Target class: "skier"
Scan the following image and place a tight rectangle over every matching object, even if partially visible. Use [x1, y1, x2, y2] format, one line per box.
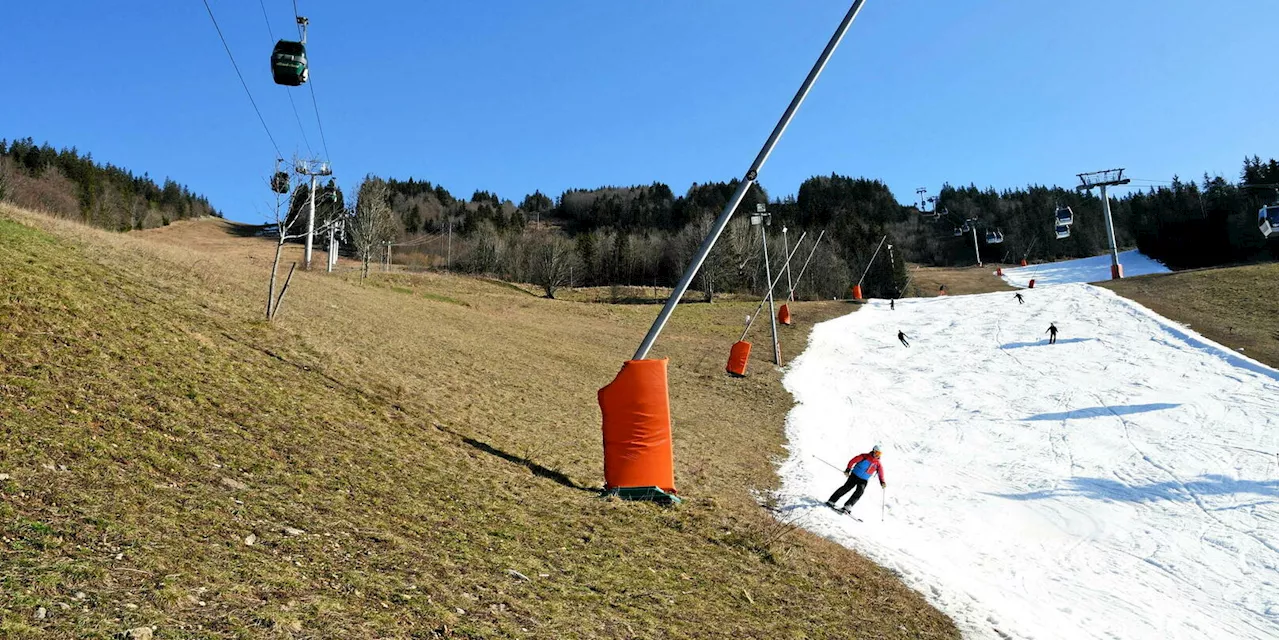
[890, 299, 895, 311]
[1014, 292, 1024, 305]
[826, 445, 886, 513]
[897, 330, 910, 347]
[1046, 322, 1058, 344]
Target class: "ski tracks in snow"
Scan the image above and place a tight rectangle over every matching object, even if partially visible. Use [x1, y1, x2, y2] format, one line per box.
[777, 284, 1279, 640]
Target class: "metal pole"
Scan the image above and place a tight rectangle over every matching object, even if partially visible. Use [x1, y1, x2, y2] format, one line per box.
[788, 229, 826, 299]
[1099, 184, 1120, 275]
[446, 218, 452, 270]
[971, 226, 982, 267]
[632, 0, 869, 361]
[760, 221, 781, 365]
[305, 174, 317, 270]
[855, 235, 887, 288]
[326, 215, 335, 273]
[740, 231, 808, 342]
[782, 226, 794, 301]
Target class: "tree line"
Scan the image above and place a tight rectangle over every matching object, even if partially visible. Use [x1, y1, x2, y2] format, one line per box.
[0, 138, 218, 230]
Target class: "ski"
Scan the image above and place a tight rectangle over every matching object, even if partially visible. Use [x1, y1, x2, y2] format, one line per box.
[825, 503, 862, 521]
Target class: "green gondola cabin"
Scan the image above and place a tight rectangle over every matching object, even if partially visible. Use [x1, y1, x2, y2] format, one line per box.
[271, 40, 308, 86]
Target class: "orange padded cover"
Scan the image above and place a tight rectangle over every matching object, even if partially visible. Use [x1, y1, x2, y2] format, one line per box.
[777, 303, 792, 326]
[851, 284, 863, 300]
[598, 359, 675, 492]
[726, 340, 751, 376]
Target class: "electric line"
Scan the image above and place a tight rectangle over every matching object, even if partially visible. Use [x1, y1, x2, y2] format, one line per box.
[290, 0, 332, 162]
[202, 0, 282, 158]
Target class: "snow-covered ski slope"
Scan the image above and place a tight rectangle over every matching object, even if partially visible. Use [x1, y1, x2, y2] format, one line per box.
[777, 284, 1278, 640]
[1002, 250, 1170, 287]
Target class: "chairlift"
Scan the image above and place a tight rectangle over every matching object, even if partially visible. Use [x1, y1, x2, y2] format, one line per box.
[271, 17, 310, 86]
[1054, 205, 1074, 226]
[985, 230, 1004, 244]
[1055, 224, 1071, 239]
[1259, 204, 1279, 238]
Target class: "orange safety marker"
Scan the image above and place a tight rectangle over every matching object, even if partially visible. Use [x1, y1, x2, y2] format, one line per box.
[1029, 278, 1036, 289]
[1111, 263, 1124, 279]
[1020, 259, 1028, 266]
[598, 360, 675, 492]
[726, 341, 751, 377]
[777, 303, 792, 326]
[996, 267, 1003, 276]
[852, 284, 863, 301]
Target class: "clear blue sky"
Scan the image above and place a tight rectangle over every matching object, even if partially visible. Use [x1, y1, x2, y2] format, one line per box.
[3, 1, 1276, 223]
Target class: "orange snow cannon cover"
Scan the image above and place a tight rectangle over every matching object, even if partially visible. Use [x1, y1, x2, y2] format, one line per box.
[1028, 279, 1036, 289]
[598, 359, 676, 492]
[1020, 259, 1028, 266]
[777, 303, 792, 326]
[726, 340, 751, 377]
[851, 284, 863, 301]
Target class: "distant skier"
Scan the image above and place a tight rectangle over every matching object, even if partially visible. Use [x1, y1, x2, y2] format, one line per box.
[890, 299, 895, 311]
[1014, 293, 1024, 305]
[826, 445, 887, 513]
[897, 330, 910, 347]
[1046, 323, 1059, 344]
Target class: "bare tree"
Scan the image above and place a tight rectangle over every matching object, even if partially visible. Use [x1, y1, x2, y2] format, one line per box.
[264, 167, 338, 321]
[528, 231, 577, 299]
[350, 175, 395, 279]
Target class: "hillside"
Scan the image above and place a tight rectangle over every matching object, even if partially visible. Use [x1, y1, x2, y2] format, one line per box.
[1098, 263, 1279, 367]
[0, 206, 956, 638]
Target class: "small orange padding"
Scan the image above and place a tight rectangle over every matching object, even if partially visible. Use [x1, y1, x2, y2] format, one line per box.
[598, 359, 676, 492]
[777, 304, 792, 326]
[726, 341, 751, 377]
[1111, 263, 1124, 279]
[1028, 279, 1036, 289]
[996, 267, 1003, 276]
[1020, 259, 1028, 266]
[851, 284, 863, 301]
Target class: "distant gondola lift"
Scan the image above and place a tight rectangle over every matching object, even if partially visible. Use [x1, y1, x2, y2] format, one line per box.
[1259, 204, 1279, 238]
[985, 230, 1004, 244]
[953, 227, 963, 237]
[1055, 224, 1071, 239]
[1055, 205, 1074, 226]
[270, 171, 290, 194]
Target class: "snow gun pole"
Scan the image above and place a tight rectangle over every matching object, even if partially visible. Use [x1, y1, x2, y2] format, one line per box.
[760, 219, 781, 365]
[632, 0, 869, 361]
[855, 235, 888, 289]
[787, 229, 826, 300]
[739, 232, 808, 342]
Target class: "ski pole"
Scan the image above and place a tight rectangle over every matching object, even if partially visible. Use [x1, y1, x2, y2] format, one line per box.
[880, 487, 886, 522]
[810, 455, 845, 474]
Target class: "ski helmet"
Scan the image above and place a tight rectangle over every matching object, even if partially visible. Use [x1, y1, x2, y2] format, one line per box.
[872, 444, 882, 456]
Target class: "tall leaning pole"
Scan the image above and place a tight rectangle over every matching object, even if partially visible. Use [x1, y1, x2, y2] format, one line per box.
[1076, 168, 1131, 279]
[598, 1, 871, 502]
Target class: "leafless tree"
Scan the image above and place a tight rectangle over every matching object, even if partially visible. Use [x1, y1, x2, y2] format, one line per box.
[528, 231, 578, 299]
[350, 175, 395, 279]
[264, 167, 337, 321]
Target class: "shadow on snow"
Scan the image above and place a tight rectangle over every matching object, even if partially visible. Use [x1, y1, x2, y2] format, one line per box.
[1024, 403, 1181, 421]
[991, 474, 1278, 507]
[999, 337, 1095, 349]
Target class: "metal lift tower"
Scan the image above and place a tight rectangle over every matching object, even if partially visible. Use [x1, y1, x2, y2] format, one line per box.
[1076, 168, 1130, 279]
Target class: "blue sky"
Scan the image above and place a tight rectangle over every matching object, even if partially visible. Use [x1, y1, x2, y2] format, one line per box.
[3, 1, 1276, 223]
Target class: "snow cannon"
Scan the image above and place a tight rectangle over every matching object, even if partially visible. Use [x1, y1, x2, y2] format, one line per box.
[1111, 263, 1124, 279]
[726, 341, 751, 377]
[851, 285, 864, 301]
[598, 359, 677, 500]
[1020, 259, 1028, 267]
[777, 303, 792, 326]
[1028, 279, 1036, 289]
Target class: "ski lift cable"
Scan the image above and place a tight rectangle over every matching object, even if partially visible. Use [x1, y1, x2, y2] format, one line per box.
[292, 0, 332, 161]
[201, 0, 283, 158]
[257, 0, 315, 158]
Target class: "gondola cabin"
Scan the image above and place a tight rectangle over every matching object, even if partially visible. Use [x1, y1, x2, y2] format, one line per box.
[270, 171, 290, 194]
[1259, 204, 1278, 238]
[985, 230, 1004, 244]
[271, 40, 308, 86]
[1054, 224, 1071, 239]
[1055, 206, 1074, 226]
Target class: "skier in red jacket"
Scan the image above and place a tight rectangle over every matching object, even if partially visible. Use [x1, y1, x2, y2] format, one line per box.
[825, 445, 886, 513]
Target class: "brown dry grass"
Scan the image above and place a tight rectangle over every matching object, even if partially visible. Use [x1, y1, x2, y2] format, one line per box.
[1099, 263, 1279, 368]
[902, 264, 1015, 298]
[0, 206, 956, 638]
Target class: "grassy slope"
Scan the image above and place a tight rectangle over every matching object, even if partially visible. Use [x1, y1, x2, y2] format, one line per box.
[1098, 263, 1279, 368]
[0, 208, 956, 639]
[904, 264, 1015, 298]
